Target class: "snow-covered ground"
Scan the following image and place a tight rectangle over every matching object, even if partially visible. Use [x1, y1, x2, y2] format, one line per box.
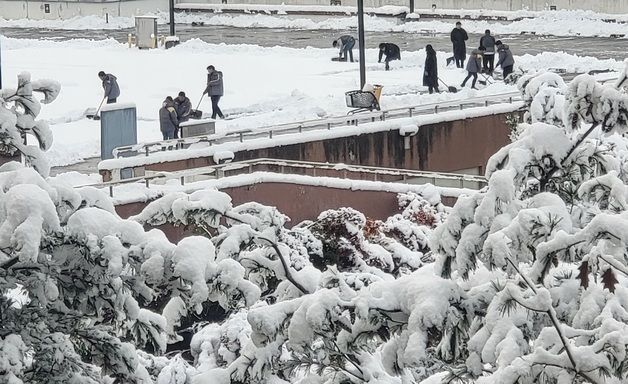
[1, 9, 628, 37]
[1, 36, 624, 167]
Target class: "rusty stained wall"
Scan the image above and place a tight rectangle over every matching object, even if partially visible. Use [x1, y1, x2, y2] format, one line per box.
[115, 182, 458, 242]
[235, 113, 511, 174]
[101, 112, 512, 181]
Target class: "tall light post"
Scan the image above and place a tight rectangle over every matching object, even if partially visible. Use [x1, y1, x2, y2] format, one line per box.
[169, 0, 175, 36]
[0, 36, 3, 89]
[357, 0, 366, 88]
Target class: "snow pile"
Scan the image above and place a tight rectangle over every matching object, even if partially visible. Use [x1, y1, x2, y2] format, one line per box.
[2, 9, 628, 37]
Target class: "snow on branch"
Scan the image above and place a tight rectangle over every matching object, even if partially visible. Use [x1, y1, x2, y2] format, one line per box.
[0, 72, 60, 177]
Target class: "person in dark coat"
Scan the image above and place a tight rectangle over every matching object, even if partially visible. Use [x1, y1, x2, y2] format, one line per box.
[495, 41, 515, 80]
[479, 29, 496, 74]
[422, 45, 439, 94]
[450, 21, 468, 69]
[378, 43, 401, 71]
[461, 49, 482, 89]
[203, 65, 225, 119]
[98, 71, 120, 104]
[332, 35, 355, 62]
[159, 96, 179, 141]
[174, 91, 192, 123]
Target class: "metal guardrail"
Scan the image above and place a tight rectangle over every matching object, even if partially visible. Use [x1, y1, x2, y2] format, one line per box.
[85, 158, 487, 198]
[111, 91, 522, 160]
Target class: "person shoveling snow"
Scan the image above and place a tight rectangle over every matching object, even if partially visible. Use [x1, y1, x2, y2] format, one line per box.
[86, 71, 120, 120]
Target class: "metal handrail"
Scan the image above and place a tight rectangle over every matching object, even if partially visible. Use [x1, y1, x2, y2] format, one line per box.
[88, 158, 486, 197]
[112, 91, 522, 159]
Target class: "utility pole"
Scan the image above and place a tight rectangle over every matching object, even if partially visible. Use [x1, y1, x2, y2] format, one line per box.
[0, 36, 3, 89]
[169, 0, 175, 36]
[410, 0, 414, 13]
[357, 0, 366, 88]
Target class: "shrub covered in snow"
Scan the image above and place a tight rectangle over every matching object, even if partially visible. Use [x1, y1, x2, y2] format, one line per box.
[128, 185, 447, 383]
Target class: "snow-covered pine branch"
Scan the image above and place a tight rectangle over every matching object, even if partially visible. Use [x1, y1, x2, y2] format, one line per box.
[0, 72, 60, 177]
[428, 63, 628, 384]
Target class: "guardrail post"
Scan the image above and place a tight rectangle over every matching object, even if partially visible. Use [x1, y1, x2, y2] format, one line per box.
[459, 103, 464, 110]
[145, 147, 149, 156]
[109, 185, 113, 197]
[485, 100, 489, 107]
[327, 123, 331, 130]
[280, 165, 285, 173]
[409, 108, 413, 117]
[145, 179, 149, 188]
[434, 105, 438, 114]
[313, 167, 316, 177]
[269, 130, 273, 139]
[509, 97, 513, 103]
[239, 133, 243, 142]
[299, 125, 303, 133]
[180, 176, 185, 186]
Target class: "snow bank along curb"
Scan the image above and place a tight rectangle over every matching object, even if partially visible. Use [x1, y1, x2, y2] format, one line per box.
[175, 3, 409, 17]
[108, 171, 474, 206]
[175, 3, 628, 22]
[98, 101, 524, 172]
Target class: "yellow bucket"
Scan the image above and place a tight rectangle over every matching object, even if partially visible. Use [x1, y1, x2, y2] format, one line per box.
[372, 85, 383, 101]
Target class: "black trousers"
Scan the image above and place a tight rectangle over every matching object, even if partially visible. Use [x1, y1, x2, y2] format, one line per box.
[428, 86, 439, 94]
[503, 65, 514, 79]
[483, 54, 495, 73]
[455, 58, 465, 68]
[461, 72, 478, 88]
[211, 96, 224, 119]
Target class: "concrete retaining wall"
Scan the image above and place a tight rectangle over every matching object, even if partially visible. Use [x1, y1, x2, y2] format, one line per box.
[100, 111, 513, 182]
[115, 181, 459, 242]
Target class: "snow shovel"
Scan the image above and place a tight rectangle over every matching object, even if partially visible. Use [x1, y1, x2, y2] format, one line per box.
[478, 73, 494, 86]
[438, 77, 457, 93]
[86, 97, 106, 120]
[189, 93, 205, 119]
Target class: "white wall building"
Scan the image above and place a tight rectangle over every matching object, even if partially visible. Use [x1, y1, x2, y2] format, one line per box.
[0, 0, 627, 19]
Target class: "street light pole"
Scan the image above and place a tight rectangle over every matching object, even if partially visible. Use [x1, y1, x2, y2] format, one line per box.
[169, 0, 175, 36]
[357, 0, 366, 88]
[0, 36, 3, 89]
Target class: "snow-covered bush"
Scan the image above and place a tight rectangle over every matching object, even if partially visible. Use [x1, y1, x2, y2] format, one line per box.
[0, 162, 167, 383]
[129, 187, 448, 383]
[427, 63, 628, 383]
[0, 72, 59, 177]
